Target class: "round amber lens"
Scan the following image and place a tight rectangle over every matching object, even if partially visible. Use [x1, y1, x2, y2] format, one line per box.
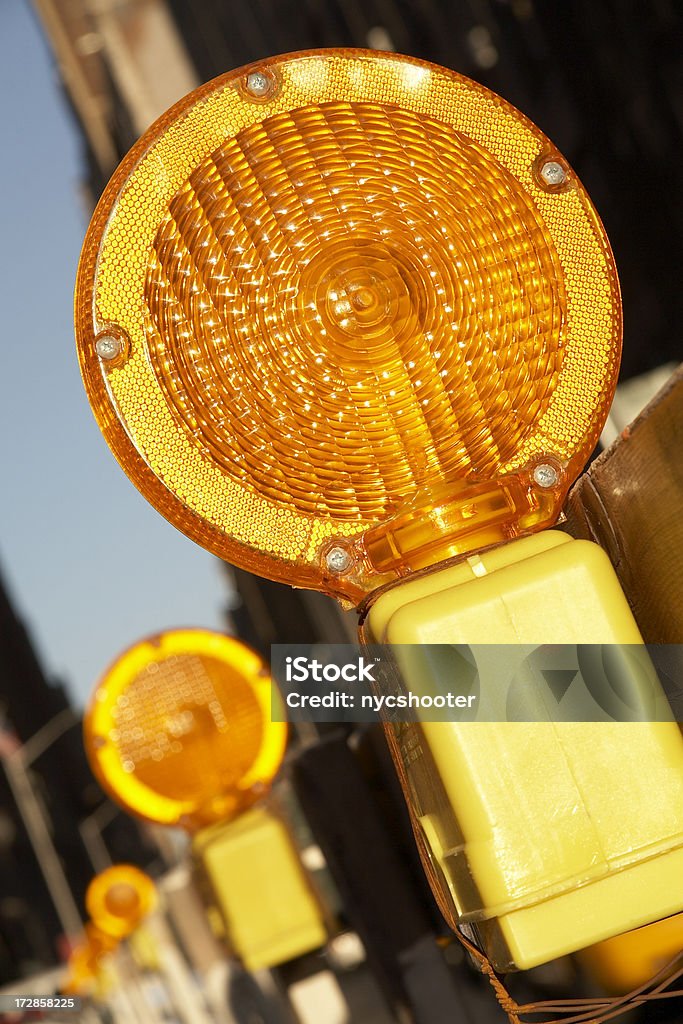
[76, 49, 621, 602]
[85, 865, 156, 939]
[147, 106, 565, 516]
[84, 629, 287, 828]
[103, 882, 140, 918]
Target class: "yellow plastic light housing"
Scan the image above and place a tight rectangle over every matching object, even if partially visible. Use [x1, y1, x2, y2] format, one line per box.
[86, 865, 156, 939]
[75, 48, 621, 604]
[84, 629, 287, 829]
[193, 807, 327, 970]
[365, 533, 683, 971]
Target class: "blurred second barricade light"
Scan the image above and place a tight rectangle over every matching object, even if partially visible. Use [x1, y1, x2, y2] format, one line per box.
[83, 628, 329, 976]
[63, 866, 156, 998]
[86, 864, 157, 940]
[84, 628, 287, 830]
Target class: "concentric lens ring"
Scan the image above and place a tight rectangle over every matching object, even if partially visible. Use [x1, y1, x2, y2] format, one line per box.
[109, 652, 263, 802]
[145, 101, 566, 521]
[77, 49, 621, 598]
[84, 630, 287, 827]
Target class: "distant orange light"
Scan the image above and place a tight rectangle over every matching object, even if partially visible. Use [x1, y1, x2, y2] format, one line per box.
[86, 865, 156, 939]
[62, 923, 119, 995]
[76, 49, 621, 603]
[84, 629, 287, 828]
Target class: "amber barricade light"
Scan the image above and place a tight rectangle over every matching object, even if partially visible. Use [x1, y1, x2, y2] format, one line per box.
[83, 633, 326, 972]
[62, 923, 118, 996]
[62, 868, 155, 996]
[85, 864, 157, 939]
[74, 48, 683, 1021]
[75, 48, 621, 605]
[83, 629, 287, 829]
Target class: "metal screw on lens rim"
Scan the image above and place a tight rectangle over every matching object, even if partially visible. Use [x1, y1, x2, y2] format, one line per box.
[325, 545, 354, 575]
[533, 463, 560, 489]
[245, 69, 274, 99]
[539, 159, 567, 188]
[95, 333, 124, 361]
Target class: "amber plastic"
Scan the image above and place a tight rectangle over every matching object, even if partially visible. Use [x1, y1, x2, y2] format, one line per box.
[577, 914, 683, 994]
[84, 629, 287, 829]
[75, 49, 621, 604]
[62, 924, 117, 995]
[86, 865, 156, 939]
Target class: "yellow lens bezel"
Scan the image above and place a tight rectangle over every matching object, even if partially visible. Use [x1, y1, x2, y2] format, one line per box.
[84, 628, 287, 827]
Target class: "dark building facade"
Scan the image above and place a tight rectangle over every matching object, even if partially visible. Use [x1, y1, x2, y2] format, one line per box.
[165, 0, 683, 381]
[0, 567, 156, 980]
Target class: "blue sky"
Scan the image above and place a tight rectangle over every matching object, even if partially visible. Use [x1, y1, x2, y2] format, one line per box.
[0, 1, 228, 706]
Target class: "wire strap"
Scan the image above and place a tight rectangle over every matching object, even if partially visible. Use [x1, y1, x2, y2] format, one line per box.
[454, 928, 683, 1024]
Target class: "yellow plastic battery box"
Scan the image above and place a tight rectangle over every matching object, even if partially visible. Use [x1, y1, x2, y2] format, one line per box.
[365, 531, 683, 971]
[192, 806, 327, 971]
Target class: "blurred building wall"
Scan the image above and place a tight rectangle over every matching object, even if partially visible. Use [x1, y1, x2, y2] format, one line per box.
[32, 0, 198, 194]
[0, 568, 157, 980]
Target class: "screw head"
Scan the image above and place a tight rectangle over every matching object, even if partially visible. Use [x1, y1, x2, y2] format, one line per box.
[325, 545, 353, 574]
[539, 160, 567, 188]
[95, 333, 124, 361]
[533, 462, 560, 489]
[245, 69, 274, 99]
